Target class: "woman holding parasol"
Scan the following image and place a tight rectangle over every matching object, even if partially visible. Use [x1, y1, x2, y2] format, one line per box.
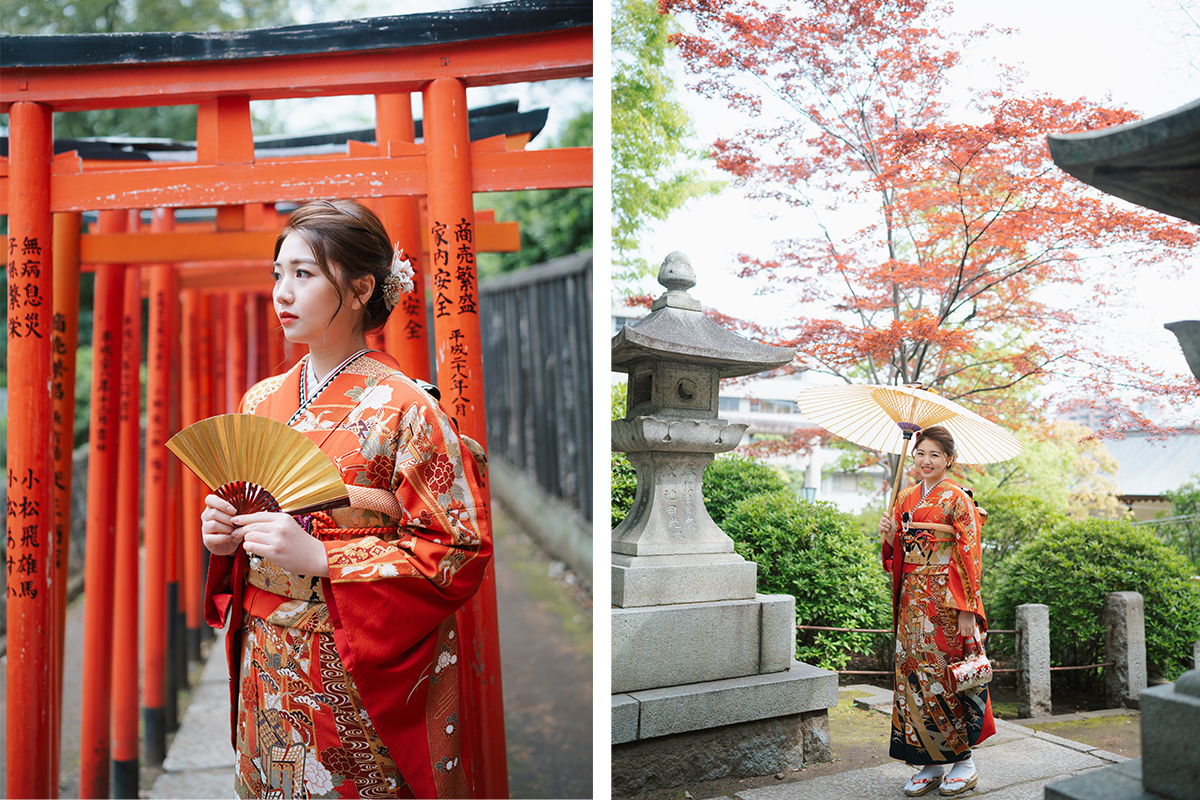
[796, 384, 1018, 796]
[878, 426, 994, 796]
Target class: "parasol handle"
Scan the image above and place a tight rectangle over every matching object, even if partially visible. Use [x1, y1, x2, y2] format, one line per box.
[883, 427, 919, 540]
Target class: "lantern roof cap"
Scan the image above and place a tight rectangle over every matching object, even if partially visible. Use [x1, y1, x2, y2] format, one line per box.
[611, 251, 795, 378]
[1048, 97, 1200, 226]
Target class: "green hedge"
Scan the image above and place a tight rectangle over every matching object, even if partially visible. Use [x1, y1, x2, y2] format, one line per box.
[611, 452, 637, 529]
[974, 489, 1065, 571]
[724, 490, 890, 670]
[991, 518, 1200, 681]
[700, 454, 788, 528]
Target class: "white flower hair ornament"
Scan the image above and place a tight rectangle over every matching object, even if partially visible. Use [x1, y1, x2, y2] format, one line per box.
[382, 242, 415, 309]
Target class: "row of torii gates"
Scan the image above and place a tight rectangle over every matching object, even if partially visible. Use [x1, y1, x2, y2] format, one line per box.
[1, 5, 591, 797]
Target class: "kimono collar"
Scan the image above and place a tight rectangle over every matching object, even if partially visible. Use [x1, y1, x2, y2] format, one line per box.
[919, 478, 945, 504]
[289, 348, 371, 427]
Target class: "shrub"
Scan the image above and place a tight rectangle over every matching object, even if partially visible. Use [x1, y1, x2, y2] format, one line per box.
[1160, 479, 1200, 570]
[701, 454, 788, 528]
[990, 518, 1200, 683]
[724, 490, 891, 670]
[974, 489, 1065, 573]
[611, 452, 638, 529]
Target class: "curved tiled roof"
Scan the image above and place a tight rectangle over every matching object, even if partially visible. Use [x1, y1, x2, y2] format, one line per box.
[1104, 431, 1200, 497]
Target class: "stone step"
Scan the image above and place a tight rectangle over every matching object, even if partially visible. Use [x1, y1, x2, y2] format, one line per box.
[613, 660, 837, 744]
[612, 594, 796, 694]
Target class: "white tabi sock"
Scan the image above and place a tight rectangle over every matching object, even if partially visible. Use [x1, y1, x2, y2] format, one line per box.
[946, 756, 976, 780]
[914, 764, 947, 782]
[905, 763, 947, 794]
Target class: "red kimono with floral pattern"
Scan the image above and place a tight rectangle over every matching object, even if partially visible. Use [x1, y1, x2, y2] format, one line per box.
[882, 479, 995, 765]
[204, 351, 490, 798]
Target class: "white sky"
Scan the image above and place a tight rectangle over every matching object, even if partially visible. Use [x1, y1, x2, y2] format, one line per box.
[627, 0, 1200, 412]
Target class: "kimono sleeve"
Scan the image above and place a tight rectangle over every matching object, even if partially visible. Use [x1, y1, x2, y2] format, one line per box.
[203, 390, 259, 630]
[882, 486, 913, 572]
[946, 487, 987, 625]
[320, 392, 492, 669]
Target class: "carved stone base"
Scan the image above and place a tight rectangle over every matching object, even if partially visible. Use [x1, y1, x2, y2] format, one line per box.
[612, 449, 735, 557]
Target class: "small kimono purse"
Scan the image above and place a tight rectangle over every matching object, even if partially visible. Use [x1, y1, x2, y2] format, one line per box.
[945, 632, 992, 693]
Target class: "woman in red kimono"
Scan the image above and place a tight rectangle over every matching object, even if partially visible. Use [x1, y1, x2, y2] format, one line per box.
[199, 200, 490, 798]
[878, 426, 994, 796]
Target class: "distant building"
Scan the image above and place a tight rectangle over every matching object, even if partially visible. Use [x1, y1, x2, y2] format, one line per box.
[1102, 431, 1200, 521]
[717, 373, 889, 513]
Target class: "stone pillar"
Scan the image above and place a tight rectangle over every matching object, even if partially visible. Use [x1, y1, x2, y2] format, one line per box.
[1142, 669, 1200, 799]
[1103, 591, 1147, 709]
[1015, 603, 1051, 718]
[1193, 640, 1199, 671]
[1045, 670, 1200, 800]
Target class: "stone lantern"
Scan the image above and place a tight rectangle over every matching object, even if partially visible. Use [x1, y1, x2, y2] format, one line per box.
[611, 252, 838, 793]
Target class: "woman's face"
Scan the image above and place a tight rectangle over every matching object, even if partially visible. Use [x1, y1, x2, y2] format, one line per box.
[912, 439, 950, 484]
[272, 233, 363, 347]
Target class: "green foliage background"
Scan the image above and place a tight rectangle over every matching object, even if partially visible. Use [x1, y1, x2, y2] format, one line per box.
[611, 453, 637, 529]
[724, 490, 891, 670]
[611, 0, 721, 285]
[974, 489, 1066, 572]
[1160, 478, 1200, 570]
[701, 454, 787, 528]
[990, 518, 1200, 682]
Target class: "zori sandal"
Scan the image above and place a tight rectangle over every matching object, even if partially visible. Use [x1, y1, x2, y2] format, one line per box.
[939, 769, 978, 795]
[904, 773, 944, 796]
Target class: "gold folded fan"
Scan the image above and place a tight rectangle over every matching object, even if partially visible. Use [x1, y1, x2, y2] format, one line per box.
[166, 414, 350, 516]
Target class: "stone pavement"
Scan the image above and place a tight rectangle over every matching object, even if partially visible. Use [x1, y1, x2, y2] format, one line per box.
[148, 629, 235, 799]
[701, 684, 1133, 800]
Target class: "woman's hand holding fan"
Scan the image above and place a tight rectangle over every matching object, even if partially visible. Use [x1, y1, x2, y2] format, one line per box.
[200, 494, 245, 557]
[170, 414, 351, 573]
[233, 510, 330, 577]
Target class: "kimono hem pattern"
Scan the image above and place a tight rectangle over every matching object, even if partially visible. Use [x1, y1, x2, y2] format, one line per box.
[203, 351, 491, 799]
[882, 480, 995, 765]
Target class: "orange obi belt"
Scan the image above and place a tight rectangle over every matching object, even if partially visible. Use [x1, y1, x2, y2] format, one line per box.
[902, 562, 951, 574]
[241, 510, 402, 623]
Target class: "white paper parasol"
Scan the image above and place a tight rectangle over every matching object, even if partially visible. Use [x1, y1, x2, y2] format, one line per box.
[795, 383, 1022, 511]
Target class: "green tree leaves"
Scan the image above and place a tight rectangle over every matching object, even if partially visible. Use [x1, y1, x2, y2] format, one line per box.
[612, 0, 722, 286]
[475, 111, 593, 278]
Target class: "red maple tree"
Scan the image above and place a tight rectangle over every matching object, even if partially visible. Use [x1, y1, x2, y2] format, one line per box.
[660, 0, 1199, 434]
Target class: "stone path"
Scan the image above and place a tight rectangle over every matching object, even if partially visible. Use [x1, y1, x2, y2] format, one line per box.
[704, 684, 1134, 800]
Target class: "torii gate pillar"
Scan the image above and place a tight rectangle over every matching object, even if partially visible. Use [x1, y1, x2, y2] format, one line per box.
[6, 100, 56, 800]
[423, 76, 508, 800]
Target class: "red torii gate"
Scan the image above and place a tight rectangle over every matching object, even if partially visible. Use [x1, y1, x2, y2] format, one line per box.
[1, 5, 591, 798]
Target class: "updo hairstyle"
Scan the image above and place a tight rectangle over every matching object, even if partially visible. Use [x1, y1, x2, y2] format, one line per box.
[914, 426, 956, 467]
[275, 200, 394, 333]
